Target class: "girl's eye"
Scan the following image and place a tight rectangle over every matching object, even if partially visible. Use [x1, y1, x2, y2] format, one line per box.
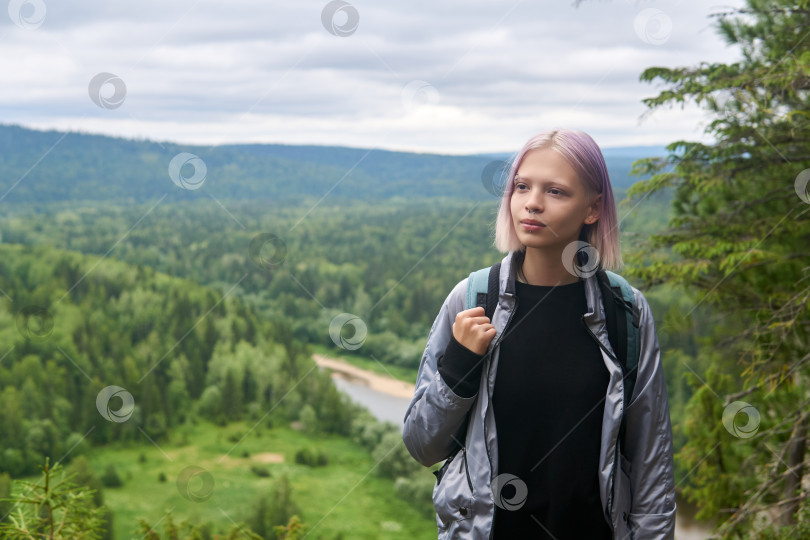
[549, 188, 564, 196]
[514, 182, 528, 191]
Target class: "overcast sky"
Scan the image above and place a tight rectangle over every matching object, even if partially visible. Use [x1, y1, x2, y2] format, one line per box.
[1, 0, 745, 154]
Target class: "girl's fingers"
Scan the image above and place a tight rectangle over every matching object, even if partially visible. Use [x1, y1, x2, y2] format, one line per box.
[457, 313, 491, 323]
[456, 307, 484, 319]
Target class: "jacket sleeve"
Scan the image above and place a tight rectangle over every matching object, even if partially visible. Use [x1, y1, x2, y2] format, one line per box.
[623, 288, 677, 539]
[402, 278, 481, 467]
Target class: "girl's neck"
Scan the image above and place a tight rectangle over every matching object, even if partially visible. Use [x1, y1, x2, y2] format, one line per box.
[518, 247, 581, 286]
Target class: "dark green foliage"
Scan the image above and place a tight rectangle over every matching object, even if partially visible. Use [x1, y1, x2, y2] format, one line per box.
[98, 506, 115, 540]
[273, 515, 308, 540]
[100, 463, 123, 488]
[62, 457, 114, 540]
[65, 456, 105, 507]
[373, 431, 421, 480]
[630, 1, 810, 536]
[250, 464, 272, 477]
[0, 472, 12, 525]
[394, 475, 436, 519]
[0, 458, 105, 539]
[293, 447, 329, 467]
[0, 243, 357, 476]
[137, 509, 260, 540]
[222, 369, 243, 421]
[247, 474, 301, 539]
[346, 408, 420, 480]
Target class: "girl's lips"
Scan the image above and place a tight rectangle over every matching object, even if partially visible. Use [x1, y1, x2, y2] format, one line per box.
[520, 220, 546, 231]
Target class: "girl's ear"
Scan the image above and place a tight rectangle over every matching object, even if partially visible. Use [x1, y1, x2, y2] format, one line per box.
[584, 193, 602, 225]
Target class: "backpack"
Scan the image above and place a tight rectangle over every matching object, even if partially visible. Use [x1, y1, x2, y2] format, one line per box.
[452, 263, 640, 458]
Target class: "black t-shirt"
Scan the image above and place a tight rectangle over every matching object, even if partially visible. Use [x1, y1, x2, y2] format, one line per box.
[491, 278, 611, 539]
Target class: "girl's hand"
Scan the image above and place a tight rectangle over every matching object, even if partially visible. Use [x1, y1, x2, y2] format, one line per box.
[452, 306, 497, 356]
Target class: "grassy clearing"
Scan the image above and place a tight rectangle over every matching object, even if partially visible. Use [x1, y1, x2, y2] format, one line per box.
[16, 419, 437, 539]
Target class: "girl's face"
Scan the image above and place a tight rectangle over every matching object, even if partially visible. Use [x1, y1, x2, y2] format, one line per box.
[510, 147, 601, 254]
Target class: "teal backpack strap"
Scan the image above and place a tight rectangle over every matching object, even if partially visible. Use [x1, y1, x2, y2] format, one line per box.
[466, 267, 491, 310]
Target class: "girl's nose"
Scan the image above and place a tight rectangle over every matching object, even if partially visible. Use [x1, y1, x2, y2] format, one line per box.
[526, 194, 543, 214]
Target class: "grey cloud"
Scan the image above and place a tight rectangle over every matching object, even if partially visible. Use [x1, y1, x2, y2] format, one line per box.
[0, 0, 746, 152]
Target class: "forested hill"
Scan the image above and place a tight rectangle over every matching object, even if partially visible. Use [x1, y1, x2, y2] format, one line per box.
[0, 124, 665, 205]
[0, 242, 353, 477]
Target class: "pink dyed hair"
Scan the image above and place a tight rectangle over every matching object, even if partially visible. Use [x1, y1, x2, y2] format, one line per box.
[493, 129, 624, 271]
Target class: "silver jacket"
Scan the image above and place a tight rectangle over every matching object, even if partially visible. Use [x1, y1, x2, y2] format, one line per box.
[402, 251, 676, 539]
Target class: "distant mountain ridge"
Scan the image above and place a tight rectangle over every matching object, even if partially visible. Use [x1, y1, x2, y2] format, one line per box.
[474, 146, 668, 160]
[0, 124, 666, 205]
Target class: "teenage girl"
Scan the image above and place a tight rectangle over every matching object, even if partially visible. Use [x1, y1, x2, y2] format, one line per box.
[402, 129, 676, 539]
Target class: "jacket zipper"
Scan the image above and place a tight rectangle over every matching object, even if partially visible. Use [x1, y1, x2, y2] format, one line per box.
[461, 446, 474, 492]
[486, 295, 518, 540]
[580, 314, 624, 540]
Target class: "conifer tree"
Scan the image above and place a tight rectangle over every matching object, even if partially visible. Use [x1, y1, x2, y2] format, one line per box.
[628, 1, 810, 535]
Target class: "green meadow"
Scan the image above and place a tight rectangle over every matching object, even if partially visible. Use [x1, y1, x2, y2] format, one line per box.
[12, 419, 437, 539]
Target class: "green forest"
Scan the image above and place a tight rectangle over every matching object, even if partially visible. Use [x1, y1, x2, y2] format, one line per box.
[0, 124, 661, 206]
[1, 1, 809, 538]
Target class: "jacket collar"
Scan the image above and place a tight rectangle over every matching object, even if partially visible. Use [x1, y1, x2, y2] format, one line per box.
[498, 249, 615, 361]
[499, 249, 605, 322]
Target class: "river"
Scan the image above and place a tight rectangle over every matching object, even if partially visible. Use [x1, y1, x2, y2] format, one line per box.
[314, 355, 713, 539]
[313, 354, 413, 427]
